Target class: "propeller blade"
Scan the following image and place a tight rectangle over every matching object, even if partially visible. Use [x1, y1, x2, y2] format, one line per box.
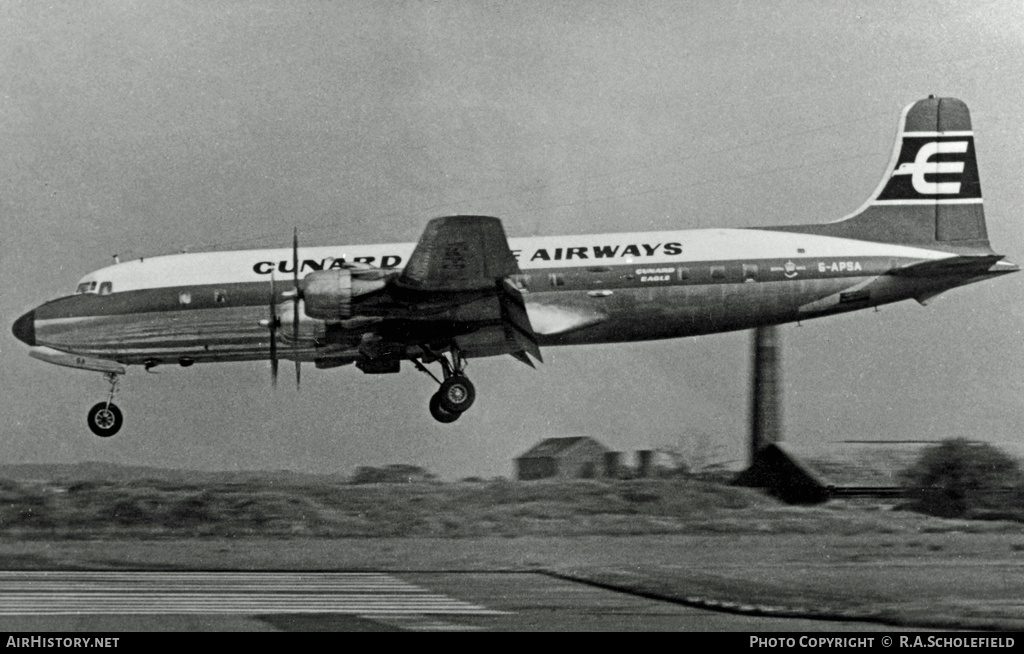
[292, 228, 301, 391]
[293, 289, 300, 345]
[269, 271, 278, 387]
[292, 227, 300, 290]
[293, 297, 301, 391]
[271, 343, 279, 386]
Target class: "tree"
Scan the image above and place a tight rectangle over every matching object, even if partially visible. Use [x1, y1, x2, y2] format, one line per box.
[899, 439, 1022, 518]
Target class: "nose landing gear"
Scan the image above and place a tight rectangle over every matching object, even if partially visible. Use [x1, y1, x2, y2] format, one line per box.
[87, 372, 123, 437]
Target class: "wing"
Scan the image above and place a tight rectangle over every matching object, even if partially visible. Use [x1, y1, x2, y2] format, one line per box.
[396, 215, 521, 292]
[395, 215, 541, 364]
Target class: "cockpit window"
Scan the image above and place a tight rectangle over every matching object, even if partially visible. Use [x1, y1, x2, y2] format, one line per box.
[75, 281, 99, 294]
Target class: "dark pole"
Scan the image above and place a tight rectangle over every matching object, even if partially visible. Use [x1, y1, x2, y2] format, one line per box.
[750, 326, 782, 462]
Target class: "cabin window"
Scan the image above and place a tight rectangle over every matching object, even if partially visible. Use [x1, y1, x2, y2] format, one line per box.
[797, 248, 805, 254]
[214, 289, 228, 303]
[677, 267, 690, 281]
[710, 266, 726, 280]
[510, 274, 531, 291]
[548, 273, 565, 287]
[742, 264, 758, 281]
[98, 282, 112, 295]
[179, 292, 192, 305]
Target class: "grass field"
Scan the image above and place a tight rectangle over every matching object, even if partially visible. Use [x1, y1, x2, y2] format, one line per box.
[3, 472, 1023, 540]
[0, 473, 1022, 630]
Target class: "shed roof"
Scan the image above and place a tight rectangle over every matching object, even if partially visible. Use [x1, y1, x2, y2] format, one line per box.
[517, 437, 606, 459]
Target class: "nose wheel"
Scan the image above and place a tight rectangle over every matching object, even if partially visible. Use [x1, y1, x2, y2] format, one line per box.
[415, 347, 476, 423]
[87, 402, 123, 437]
[87, 372, 124, 437]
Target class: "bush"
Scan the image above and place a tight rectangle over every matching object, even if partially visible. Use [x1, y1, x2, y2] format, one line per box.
[899, 439, 1022, 518]
[350, 464, 436, 485]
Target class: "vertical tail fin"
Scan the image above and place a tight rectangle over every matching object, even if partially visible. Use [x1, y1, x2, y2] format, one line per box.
[775, 97, 993, 254]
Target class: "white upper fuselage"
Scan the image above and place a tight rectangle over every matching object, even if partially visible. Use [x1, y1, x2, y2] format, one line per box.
[73, 228, 952, 294]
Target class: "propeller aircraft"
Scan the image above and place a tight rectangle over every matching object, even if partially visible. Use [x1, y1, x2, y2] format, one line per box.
[11, 97, 1016, 436]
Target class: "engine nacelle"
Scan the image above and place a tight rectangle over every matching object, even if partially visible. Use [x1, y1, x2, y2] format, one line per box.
[302, 268, 389, 320]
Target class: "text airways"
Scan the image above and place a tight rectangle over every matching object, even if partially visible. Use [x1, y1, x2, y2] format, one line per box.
[251, 243, 685, 274]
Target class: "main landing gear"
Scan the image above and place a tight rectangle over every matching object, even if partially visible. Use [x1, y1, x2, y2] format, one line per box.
[414, 348, 476, 423]
[87, 372, 123, 438]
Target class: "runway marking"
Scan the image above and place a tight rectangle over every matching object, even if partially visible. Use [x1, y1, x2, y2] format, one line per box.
[361, 614, 486, 631]
[0, 572, 507, 617]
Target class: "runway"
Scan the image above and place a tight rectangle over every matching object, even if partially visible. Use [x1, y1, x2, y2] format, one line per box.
[0, 570, 914, 631]
[0, 571, 502, 616]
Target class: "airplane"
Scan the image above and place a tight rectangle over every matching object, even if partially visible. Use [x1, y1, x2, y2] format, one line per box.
[11, 96, 1018, 436]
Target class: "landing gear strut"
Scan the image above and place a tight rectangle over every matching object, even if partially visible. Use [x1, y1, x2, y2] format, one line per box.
[414, 347, 476, 423]
[87, 372, 123, 438]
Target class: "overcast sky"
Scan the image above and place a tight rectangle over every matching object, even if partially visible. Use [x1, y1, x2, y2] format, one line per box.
[2, 1, 1023, 479]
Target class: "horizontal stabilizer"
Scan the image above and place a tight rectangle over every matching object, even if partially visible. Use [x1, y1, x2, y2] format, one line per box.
[891, 254, 1006, 278]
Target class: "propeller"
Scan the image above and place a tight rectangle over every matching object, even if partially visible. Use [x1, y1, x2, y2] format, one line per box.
[262, 229, 302, 390]
[291, 228, 301, 390]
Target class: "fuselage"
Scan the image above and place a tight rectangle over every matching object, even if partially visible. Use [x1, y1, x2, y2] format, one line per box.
[16, 227, 979, 369]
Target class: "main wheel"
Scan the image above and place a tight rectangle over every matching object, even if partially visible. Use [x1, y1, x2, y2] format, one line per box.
[87, 402, 123, 437]
[438, 376, 476, 414]
[429, 393, 461, 423]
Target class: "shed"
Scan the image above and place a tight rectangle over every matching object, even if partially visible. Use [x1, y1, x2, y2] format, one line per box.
[516, 437, 609, 480]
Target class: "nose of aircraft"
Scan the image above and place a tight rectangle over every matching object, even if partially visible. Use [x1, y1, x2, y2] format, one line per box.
[12, 310, 36, 346]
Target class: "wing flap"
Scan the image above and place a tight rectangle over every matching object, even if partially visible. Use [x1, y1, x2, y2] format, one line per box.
[500, 282, 542, 363]
[451, 282, 542, 363]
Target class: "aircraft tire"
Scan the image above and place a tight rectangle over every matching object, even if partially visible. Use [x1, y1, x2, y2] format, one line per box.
[438, 376, 476, 414]
[87, 402, 123, 437]
[429, 393, 461, 423]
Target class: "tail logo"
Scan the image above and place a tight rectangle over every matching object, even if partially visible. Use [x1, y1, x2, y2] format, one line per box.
[891, 141, 968, 195]
[876, 135, 980, 203]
